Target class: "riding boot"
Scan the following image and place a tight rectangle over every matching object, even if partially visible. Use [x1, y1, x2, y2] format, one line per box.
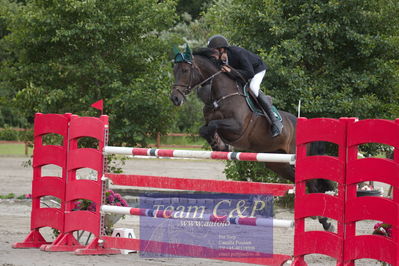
[257, 92, 283, 137]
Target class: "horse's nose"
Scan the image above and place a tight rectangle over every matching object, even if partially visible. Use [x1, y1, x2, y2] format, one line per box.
[170, 94, 180, 106]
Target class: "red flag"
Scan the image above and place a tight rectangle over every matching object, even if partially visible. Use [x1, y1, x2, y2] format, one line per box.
[91, 99, 103, 111]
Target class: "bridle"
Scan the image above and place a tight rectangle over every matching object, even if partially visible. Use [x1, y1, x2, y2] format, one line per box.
[173, 60, 222, 100]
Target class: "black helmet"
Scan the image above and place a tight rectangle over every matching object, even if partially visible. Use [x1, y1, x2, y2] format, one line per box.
[207, 35, 229, 49]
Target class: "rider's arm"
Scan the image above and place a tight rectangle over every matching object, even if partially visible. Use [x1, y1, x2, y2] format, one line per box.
[223, 48, 255, 82]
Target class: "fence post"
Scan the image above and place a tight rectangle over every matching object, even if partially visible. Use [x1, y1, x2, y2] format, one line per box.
[13, 113, 71, 249]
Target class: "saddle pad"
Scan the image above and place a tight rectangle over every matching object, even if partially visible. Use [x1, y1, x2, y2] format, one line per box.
[243, 85, 282, 122]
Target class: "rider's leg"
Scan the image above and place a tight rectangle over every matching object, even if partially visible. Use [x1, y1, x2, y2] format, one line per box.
[248, 70, 265, 98]
[250, 71, 283, 137]
[258, 92, 283, 137]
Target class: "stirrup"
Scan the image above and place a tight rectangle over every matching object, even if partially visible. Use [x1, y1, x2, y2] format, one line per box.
[271, 125, 281, 137]
[271, 120, 283, 137]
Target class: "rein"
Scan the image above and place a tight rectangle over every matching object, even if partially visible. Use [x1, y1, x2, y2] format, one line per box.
[194, 69, 223, 91]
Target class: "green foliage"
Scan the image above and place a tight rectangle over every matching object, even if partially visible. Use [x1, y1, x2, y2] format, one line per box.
[0, 127, 32, 141]
[106, 154, 126, 174]
[41, 133, 63, 145]
[1, 0, 178, 146]
[224, 160, 291, 184]
[224, 160, 293, 207]
[0, 0, 29, 128]
[0, 127, 18, 141]
[21, 129, 32, 142]
[150, 134, 205, 147]
[0, 103, 28, 128]
[171, 95, 205, 133]
[176, 0, 214, 20]
[108, 67, 178, 146]
[0, 193, 15, 199]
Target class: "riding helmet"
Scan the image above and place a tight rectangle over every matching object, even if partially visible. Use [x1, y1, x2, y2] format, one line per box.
[207, 35, 229, 49]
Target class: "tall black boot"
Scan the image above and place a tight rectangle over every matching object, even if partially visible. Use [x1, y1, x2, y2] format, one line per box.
[258, 92, 283, 137]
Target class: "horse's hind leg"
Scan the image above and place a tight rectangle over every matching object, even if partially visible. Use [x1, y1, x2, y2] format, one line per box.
[307, 179, 335, 232]
[265, 162, 335, 232]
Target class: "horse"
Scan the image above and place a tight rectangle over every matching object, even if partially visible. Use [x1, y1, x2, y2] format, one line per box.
[170, 46, 334, 231]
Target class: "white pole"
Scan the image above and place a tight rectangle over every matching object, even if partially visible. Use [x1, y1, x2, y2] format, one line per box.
[101, 205, 131, 215]
[103, 146, 132, 155]
[297, 99, 301, 118]
[103, 146, 296, 165]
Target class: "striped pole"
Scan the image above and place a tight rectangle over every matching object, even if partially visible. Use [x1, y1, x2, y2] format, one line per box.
[101, 205, 294, 228]
[104, 146, 296, 165]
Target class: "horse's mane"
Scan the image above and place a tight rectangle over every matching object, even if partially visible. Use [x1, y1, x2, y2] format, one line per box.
[193, 47, 215, 58]
[192, 47, 222, 68]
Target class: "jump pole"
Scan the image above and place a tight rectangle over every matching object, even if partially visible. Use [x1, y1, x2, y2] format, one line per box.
[104, 146, 296, 165]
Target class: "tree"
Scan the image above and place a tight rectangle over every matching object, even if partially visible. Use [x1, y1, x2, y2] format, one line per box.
[0, 0, 28, 127]
[1, 0, 178, 145]
[176, 0, 214, 20]
[204, 0, 399, 119]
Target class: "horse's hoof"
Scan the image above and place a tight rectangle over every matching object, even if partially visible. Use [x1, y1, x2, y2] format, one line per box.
[221, 144, 230, 152]
[326, 223, 335, 232]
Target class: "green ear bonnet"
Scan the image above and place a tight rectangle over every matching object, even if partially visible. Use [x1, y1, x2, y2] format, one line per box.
[173, 44, 192, 63]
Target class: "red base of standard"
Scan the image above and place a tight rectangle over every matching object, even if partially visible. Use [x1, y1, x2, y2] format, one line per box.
[12, 230, 51, 249]
[74, 237, 121, 255]
[40, 233, 84, 252]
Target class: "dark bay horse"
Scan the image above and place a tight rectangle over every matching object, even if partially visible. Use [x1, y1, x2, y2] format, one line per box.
[170, 47, 334, 231]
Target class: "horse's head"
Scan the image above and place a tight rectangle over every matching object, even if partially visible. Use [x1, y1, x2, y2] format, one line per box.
[170, 45, 220, 106]
[170, 45, 197, 106]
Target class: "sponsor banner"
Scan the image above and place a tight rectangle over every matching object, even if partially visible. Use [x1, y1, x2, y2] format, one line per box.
[139, 192, 273, 258]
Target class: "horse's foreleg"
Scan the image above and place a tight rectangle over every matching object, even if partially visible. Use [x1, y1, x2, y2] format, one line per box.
[199, 125, 229, 151]
[212, 132, 230, 151]
[200, 123, 220, 151]
[199, 119, 240, 151]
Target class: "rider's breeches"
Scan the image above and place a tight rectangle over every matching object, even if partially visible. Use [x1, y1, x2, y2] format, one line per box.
[250, 70, 266, 97]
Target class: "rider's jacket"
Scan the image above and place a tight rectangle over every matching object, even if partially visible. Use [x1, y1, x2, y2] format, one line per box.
[224, 46, 267, 82]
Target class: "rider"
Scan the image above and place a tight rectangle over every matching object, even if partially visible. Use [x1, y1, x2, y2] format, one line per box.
[207, 34, 283, 137]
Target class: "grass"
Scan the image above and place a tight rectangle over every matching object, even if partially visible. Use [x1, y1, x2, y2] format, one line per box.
[0, 143, 33, 156]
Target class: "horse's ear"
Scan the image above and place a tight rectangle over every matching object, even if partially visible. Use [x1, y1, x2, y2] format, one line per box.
[172, 46, 180, 57]
[173, 44, 192, 63]
[173, 46, 184, 63]
[184, 43, 192, 61]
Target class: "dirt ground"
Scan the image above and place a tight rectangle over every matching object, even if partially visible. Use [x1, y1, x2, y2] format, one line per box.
[0, 156, 382, 266]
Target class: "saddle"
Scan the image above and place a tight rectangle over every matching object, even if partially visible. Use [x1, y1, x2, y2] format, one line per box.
[242, 84, 282, 122]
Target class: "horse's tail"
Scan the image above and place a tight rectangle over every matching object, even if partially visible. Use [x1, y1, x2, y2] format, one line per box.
[309, 141, 326, 155]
